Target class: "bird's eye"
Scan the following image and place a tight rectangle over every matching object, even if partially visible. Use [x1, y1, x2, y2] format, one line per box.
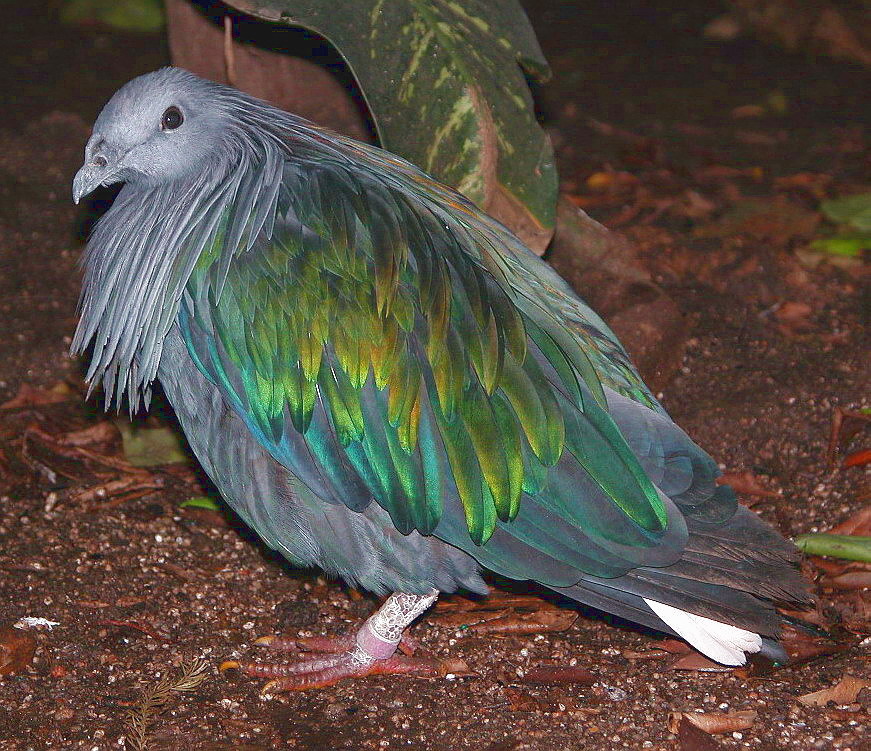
[161, 106, 184, 131]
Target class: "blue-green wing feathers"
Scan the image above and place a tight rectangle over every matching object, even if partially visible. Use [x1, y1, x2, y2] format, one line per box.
[178, 141, 684, 581]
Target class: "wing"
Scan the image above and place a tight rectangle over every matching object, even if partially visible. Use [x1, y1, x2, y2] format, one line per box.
[178, 140, 677, 561]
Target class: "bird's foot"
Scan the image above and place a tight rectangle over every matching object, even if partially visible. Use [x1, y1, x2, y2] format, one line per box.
[221, 590, 439, 692]
[251, 629, 421, 656]
[220, 644, 440, 692]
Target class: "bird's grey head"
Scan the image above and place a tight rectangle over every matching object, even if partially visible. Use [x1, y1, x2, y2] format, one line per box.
[73, 68, 235, 203]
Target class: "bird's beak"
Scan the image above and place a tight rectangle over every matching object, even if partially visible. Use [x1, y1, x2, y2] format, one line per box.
[72, 134, 122, 204]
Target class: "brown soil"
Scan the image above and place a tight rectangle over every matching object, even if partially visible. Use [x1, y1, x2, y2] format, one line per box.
[0, 2, 868, 750]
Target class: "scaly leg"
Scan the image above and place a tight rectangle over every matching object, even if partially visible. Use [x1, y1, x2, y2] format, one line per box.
[221, 590, 439, 692]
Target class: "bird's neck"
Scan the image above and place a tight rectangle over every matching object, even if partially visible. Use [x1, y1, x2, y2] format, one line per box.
[72, 145, 283, 412]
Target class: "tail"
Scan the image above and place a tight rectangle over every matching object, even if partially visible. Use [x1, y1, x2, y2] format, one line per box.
[553, 391, 813, 665]
[642, 598, 763, 665]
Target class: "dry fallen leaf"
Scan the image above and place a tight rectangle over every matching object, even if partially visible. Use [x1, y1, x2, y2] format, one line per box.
[435, 592, 558, 613]
[778, 623, 845, 664]
[429, 608, 514, 629]
[0, 626, 37, 676]
[731, 104, 766, 119]
[843, 449, 871, 469]
[667, 651, 735, 672]
[827, 409, 871, 468]
[654, 638, 693, 654]
[821, 570, 871, 590]
[668, 710, 757, 735]
[774, 300, 815, 336]
[622, 648, 668, 659]
[467, 609, 578, 635]
[828, 506, 871, 537]
[520, 665, 597, 686]
[436, 658, 475, 678]
[675, 716, 725, 751]
[56, 421, 119, 447]
[798, 675, 871, 706]
[504, 687, 598, 715]
[718, 470, 780, 499]
[0, 381, 75, 410]
[774, 172, 832, 196]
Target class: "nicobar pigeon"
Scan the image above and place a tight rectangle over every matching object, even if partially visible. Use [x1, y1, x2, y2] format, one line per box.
[72, 68, 810, 690]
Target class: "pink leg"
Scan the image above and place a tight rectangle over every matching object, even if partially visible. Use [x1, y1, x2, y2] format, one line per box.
[221, 590, 439, 692]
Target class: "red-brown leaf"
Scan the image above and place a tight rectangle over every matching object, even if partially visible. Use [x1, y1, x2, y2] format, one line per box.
[675, 716, 725, 750]
[520, 665, 597, 686]
[668, 710, 757, 735]
[57, 421, 120, 447]
[468, 609, 577, 635]
[668, 652, 735, 672]
[798, 675, 871, 706]
[843, 449, 871, 469]
[779, 623, 846, 664]
[0, 626, 36, 676]
[654, 638, 693, 654]
[822, 571, 871, 590]
[828, 506, 871, 536]
[718, 470, 780, 499]
[0, 381, 76, 409]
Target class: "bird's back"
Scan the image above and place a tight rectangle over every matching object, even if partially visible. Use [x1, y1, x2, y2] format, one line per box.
[168, 127, 809, 660]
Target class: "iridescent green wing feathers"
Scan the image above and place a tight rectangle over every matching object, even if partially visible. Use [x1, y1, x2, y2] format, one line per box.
[179, 138, 667, 546]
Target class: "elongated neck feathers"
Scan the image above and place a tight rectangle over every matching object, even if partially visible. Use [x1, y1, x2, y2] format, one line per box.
[72, 117, 285, 411]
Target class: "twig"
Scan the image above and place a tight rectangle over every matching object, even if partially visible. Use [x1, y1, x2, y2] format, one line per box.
[70, 476, 163, 508]
[223, 15, 237, 86]
[123, 658, 209, 751]
[98, 620, 171, 643]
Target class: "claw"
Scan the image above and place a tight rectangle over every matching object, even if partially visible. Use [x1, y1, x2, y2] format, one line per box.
[222, 591, 441, 692]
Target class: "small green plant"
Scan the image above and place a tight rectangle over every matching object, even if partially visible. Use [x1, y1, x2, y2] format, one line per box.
[180, 496, 222, 511]
[115, 419, 190, 466]
[61, 0, 165, 32]
[813, 192, 871, 258]
[794, 533, 871, 563]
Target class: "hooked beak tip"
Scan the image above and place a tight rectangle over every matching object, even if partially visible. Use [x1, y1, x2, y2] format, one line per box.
[72, 169, 90, 205]
[73, 138, 119, 205]
[72, 165, 104, 205]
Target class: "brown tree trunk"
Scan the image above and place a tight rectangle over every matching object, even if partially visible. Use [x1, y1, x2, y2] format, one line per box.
[164, 0, 372, 141]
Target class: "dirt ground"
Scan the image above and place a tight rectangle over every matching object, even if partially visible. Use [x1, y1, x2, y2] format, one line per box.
[0, 2, 868, 750]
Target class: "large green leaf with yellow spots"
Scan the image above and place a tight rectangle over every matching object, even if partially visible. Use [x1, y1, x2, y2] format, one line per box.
[223, 0, 557, 252]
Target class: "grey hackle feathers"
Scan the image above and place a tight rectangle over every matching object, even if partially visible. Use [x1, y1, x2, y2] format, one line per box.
[73, 68, 287, 410]
[72, 67, 811, 678]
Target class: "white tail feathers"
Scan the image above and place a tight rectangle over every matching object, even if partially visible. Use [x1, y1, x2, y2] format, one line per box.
[643, 598, 763, 666]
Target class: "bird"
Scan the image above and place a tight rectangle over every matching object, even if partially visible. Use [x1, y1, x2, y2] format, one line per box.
[72, 67, 811, 691]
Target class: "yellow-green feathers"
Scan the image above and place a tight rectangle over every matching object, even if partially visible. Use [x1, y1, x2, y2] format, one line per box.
[182, 151, 667, 546]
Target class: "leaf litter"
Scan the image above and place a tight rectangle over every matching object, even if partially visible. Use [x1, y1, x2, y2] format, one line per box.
[1, 3, 869, 748]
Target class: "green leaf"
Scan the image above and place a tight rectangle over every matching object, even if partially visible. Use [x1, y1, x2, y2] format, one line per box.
[794, 533, 871, 563]
[179, 496, 223, 511]
[61, 0, 165, 32]
[820, 193, 871, 231]
[115, 420, 191, 466]
[811, 231, 870, 257]
[222, 0, 557, 251]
